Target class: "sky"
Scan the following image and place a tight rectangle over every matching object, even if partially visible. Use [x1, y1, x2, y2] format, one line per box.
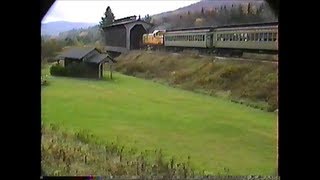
[42, 0, 201, 24]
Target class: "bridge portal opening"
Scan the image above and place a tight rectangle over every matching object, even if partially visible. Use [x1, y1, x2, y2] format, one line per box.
[130, 25, 146, 50]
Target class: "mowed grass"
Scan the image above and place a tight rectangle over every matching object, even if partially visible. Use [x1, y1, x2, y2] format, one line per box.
[41, 73, 277, 175]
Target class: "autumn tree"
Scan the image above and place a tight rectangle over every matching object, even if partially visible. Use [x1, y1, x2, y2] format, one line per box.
[143, 14, 152, 23]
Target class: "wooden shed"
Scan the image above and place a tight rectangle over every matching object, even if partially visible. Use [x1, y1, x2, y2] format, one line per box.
[56, 47, 116, 79]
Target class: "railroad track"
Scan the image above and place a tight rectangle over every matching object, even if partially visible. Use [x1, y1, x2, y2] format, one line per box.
[211, 56, 278, 64]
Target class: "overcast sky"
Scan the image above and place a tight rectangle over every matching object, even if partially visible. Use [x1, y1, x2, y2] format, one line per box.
[42, 0, 201, 24]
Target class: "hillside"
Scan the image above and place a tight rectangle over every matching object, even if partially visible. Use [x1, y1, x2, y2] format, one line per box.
[152, 0, 265, 21]
[115, 51, 278, 112]
[41, 21, 97, 36]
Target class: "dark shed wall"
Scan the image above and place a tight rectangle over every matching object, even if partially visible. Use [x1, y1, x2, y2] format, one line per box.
[64, 58, 81, 67]
[85, 63, 100, 78]
[104, 25, 126, 47]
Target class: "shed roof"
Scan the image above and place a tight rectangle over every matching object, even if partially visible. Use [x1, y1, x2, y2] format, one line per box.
[57, 47, 96, 59]
[85, 54, 116, 64]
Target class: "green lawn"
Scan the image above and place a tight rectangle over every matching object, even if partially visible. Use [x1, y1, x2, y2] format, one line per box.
[41, 72, 277, 175]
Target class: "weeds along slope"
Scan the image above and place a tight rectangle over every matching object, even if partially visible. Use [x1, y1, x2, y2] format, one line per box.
[115, 51, 278, 111]
[42, 123, 208, 177]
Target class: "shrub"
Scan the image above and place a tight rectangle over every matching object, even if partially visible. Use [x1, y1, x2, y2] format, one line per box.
[50, 63, 92, 78]
[50, 64, 67, 76]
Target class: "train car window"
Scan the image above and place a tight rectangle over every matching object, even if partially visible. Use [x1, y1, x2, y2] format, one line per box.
[250, 33, 254, 41]
[268, 33, 273, 41]
[240, 33, 243, 41]
[273, 33, 277, 41]
[259, 33, 263, 41]
[264, 33, 268, 41]
[248, 33, 251, 41]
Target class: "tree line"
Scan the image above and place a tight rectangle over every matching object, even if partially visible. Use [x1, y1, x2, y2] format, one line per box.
[151, 3, 277, 30]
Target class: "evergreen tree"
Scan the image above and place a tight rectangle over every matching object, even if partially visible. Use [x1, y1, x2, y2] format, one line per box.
[248, 3, 252, 15]
[99, 6, 115, 29]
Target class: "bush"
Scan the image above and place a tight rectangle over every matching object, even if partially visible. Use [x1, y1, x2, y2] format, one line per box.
[50, 63, 91, 78]
[50, 64, 67, 76]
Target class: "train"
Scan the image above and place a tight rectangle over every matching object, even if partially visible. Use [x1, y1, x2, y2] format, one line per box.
[142, 22, 278, 58]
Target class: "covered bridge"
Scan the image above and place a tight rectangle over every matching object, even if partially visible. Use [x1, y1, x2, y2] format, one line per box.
[56, 47, 116, 79]
[102, 16, 153, 54]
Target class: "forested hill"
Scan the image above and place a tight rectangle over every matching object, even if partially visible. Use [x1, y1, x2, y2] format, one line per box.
[41, 21, 97, 36]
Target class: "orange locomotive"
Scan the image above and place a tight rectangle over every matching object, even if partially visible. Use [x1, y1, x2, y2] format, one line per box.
[142, 30, 165, 50]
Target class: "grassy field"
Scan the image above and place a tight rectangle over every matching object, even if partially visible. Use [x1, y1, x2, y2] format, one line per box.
[41, 71, 277, 175]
